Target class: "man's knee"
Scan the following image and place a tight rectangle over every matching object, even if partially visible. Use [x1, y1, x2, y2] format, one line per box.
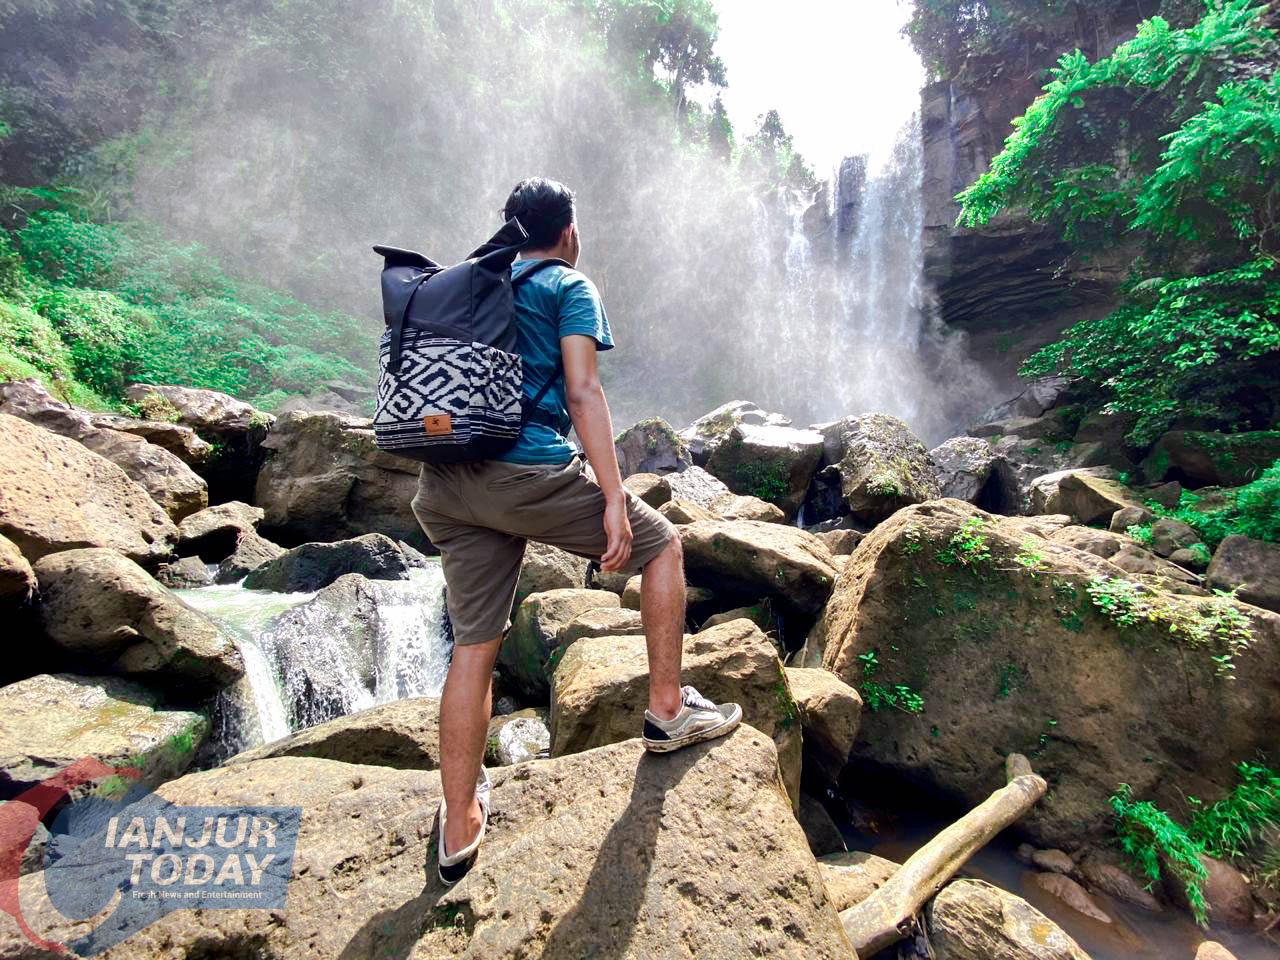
[645, 528, 682, 569]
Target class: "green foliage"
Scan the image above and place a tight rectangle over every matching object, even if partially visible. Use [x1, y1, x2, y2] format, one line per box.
[1112, 761, 1280, 925]
[1143, 460, 1280, 546]
[33, 286, 150, 397]
[734, 458, 790, 504]
[952, 0, 1280, 443]
[858, 649, 925, 714]
[936, 515, 991, 566]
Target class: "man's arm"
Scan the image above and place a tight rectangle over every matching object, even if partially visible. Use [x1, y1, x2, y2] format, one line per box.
[562, 333, 632, 572]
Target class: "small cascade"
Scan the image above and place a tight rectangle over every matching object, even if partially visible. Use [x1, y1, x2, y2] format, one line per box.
[178, 563, 449, 758]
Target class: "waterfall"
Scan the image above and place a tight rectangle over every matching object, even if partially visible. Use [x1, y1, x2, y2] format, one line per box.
[178, 563, 449, 757]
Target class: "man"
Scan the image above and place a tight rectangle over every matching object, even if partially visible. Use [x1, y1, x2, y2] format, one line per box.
[411, 177, 742, 885]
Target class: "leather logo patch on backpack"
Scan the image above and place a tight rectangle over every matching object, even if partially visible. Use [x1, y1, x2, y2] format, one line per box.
[423, 413, 453, 435]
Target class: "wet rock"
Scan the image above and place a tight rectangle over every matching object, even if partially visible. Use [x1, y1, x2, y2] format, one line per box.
[176, 501, 264, 561]
[1142, 430, 1280, 488]
[551, 618, 803, 807]
[242, 533, 408, 593]
[1166, 854, 1256, 929]
[679, 519, 839, 628]
[1076, 848, 1163, 912]
[658, 499, 716, 524]
[0, 730, 852, 959]
[707, 491, 786, 523]
[663, 463, 732, 507]
[34, 548, 242, 688]
[252, 409, 425, 549]
[1030, 848, 1074, 874]
[0, 378, 207, 522]
[214, 530, 285, 583]
[0, 413, 177, 567]
[797, 791, 846, 855]
[154, 555, 214, 589]
[1196, 942, 1241, 960]
[1016, 843, 1036, 865]
[704, 422, 824, 519]
[818, 850, 899, 910]
[1109, 505, 1153, 532]
[500, 588, 621, 701]
[622, 472, 672, 508]
[229, 697, 440, 770]
[0, 533, 35, 603]
[785, 666, 861, 781]
[0, 673, 208, 801]
[1030, 872, 1111, 923]
[1207, 535, 1280, 614]
[1150, 517, 1202, 558]
[807, 498, 1280, 848]
[126, 382, 273, 504]
[514, 541, 589, 604]
[614, 416, 690, 476]
[821, 413, 941, 522]
[930, 878, 1090, 960]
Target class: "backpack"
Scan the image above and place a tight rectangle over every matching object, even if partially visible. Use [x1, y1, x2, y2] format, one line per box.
[371, 217, 571, 463]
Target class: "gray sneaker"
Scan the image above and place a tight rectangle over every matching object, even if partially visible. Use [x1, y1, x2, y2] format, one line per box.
[642, 685, 742, 752]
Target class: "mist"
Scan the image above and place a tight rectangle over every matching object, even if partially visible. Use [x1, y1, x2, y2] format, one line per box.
[106, 0, 992, 444]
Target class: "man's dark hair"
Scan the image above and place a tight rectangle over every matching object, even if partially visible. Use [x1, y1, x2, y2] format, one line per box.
[502, 177, 575, 248]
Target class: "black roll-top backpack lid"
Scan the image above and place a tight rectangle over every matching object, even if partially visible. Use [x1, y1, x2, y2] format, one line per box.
[372, 217, 570, 463]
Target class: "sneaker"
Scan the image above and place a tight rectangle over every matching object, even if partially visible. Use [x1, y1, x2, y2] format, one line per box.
[642, 685, 742, 753]
[436, 767, 491, 886]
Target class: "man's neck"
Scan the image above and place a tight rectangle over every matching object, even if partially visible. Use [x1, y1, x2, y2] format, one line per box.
[522, 246, 570, 264]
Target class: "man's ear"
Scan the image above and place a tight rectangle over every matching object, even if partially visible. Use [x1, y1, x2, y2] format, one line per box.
[559, 221, 575, 250]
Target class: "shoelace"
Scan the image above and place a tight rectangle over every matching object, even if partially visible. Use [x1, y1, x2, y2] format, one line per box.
[680, 685, 717, 712]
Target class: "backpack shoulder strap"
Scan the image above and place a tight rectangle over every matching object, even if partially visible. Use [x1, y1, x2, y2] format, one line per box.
[512, 257, 573, 287]
[512, 258, 575, 430]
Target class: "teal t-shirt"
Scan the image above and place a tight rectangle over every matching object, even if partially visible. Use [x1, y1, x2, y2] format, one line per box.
[495, 258, 614, 464]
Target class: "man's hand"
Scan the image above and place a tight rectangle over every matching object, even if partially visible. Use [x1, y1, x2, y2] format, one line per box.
[600, 495, 633, 572]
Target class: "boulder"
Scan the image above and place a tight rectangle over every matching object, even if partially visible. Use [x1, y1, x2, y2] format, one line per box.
[0, 532, 35, 603]
[1142, 430, 1280, 488]
[242, 533, 408, 593]
[0, 673, 208, 802]
[1169, 546, 1210, 573]
[972, 376, 1069, 424]
[255, 573, 444, 729]
[176, 501, 265, 561]
[126, 382, 273, 504]
[87, 412, 212, 465]
[679, 519, 839, 629]
[816, 528, 863, 555]
[214, 530, 286, 583]
[1048, 526, 1201, 590]
[707, 491, 786, 523]
[664, 463, 732, 507]
[614, 416, 691, 476]
[1147, 480, 1184, 508]
[514, 541, 589, 604]
[0, 731, 853, 959]
[500, 588, 622, 700]
[622, 472, 672, 508]
[1051, 472, 1146, 525]
[229, 697, 440, 770]
[33, 548, 242, 688]
[930, 879, 1090, 960]
[1029, 872, 1112, 923]
[1206, 535, 1280, 614]
[678, 400, 792, 465]
[558, 606, 645, 647]
[1076, 848, 1163, 911]
[1150, 517, 1202, 558]
[797, 791, 847, 855]
[153, 555, 214, 589]
[821, 414, 941, 522]
[817, 851, 899, 911]
[930, 436, 997, 502]
[785, 667, 862, 781]
[704, 422, 824, 519]
[1026, 466, 1119, 516]
[1196, 942, 1242, 960]
[1166, 854, 1256, 929]
[0, 413, 177, 567]
[702, 601, 773, 632]
[1108, 504, 1153, 533]
[489, 710, 551, 765]
[658, 499, 716, 524]
[0, 378, 207, 522]
[398, 539, 432, 568]
[808, 498, 1280, 848]
[252, 409, 426, 549]
[550, 618, 803, 807]
[1030, 848, 1074, 874]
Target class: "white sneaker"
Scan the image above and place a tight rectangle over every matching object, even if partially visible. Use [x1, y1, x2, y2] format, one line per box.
[642, 685, 742, 753]
[437, 767, 491, 886]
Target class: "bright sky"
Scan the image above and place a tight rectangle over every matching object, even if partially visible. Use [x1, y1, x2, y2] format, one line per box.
[692, 0, 926, 177]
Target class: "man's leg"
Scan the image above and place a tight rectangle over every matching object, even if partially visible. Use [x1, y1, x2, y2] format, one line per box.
[438, 632, 501, 856]
[641, 534, 684, 721]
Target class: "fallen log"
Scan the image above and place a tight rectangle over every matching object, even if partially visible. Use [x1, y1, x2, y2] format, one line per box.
[839, 753, 1047, 956]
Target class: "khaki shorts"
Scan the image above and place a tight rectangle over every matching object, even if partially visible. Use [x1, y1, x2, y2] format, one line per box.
[410, 455, 677, 645]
